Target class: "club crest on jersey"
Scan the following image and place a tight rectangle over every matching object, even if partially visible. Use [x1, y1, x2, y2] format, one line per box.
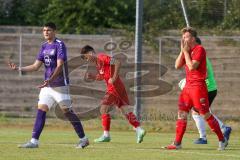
[49, 49, 55, 56]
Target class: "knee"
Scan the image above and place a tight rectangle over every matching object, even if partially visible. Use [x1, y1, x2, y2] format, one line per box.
[60, 106, 71, 114]
[121, 106, 132, 115]
[178, 111, 188, 120]
[100, 105, 110, 114]
[192, 109, 200, 115]
[118, 107, 130, 115]
[59, 100, 72, 114]
[201, 112, 211, 120]
[38, 104, 49, 112]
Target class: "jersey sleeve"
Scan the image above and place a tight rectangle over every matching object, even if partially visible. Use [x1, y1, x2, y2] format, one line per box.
[57, 41, 67, 61]
[192, 46, 205, 62]
[36, 45, 44, 62]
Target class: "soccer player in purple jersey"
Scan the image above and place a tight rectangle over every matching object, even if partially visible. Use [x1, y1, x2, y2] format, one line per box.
[8, 22, 89, 149]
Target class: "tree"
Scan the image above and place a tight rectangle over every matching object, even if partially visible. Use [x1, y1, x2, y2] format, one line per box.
[0, 0, 239, 33]
[185, 0, 225, 28]
[42, 0, 135, 34]
[222, 0, 240, 29]
[0, 0, 49, 25]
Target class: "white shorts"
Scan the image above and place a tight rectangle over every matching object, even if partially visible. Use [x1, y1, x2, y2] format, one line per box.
[38, 86, 71, 109]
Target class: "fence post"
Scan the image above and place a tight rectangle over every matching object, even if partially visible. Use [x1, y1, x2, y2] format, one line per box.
[19, 34, 22, 76]
[134, 0, 144, 120]
[159, 38, 162, 78]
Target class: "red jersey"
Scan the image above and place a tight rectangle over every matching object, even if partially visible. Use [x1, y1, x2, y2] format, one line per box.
[96, 53, 129, 104]
[185, 45, 207, 86]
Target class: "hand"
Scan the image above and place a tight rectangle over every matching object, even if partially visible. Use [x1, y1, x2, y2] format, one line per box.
[37, 80, 49, 88]
[8, 60, 18, 70]
[84, 72, 96, 82]
[85, 72, 95, 80]
[183, 41, 190, 53]
[108, 78, 115, 84]
[180, 38, 184, 52]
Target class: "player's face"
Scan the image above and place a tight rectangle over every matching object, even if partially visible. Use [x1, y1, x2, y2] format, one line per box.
[82, 52, 95, 62]
[182, 32, 194, 45]
[43, 27, 55, 42]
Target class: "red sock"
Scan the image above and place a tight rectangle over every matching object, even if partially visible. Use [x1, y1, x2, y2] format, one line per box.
[206, 115, 224, 141]
[125, 112, 140, 128]
[175, 119, 187, 144]
[102, 114, 111, 131]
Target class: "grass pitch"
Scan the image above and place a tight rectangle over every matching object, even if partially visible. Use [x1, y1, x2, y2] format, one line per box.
[0, 126, 239, 160]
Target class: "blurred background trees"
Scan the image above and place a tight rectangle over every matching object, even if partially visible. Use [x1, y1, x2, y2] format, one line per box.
[0, 0, 239, 34]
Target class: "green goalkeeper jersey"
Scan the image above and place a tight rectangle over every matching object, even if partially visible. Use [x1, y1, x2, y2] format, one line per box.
[178, 58, 217, 92]
[206, 58, 217, 92]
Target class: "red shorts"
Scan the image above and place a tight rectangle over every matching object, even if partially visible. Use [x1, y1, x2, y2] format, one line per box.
[178, 85, 210, 115]
[101, 93, 130, 108]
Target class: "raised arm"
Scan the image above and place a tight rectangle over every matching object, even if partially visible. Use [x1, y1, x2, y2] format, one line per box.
[175, 38, 185, 69]
[175, 51, 185, 69]
[182, 41, 200, 71]
[183, 52, 199, 71]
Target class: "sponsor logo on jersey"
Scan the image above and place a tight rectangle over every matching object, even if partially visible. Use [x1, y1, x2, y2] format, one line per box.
[44, 55, 51, 66]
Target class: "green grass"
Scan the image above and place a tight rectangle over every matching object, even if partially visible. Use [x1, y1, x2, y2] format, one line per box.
[0, 126, 239, 160]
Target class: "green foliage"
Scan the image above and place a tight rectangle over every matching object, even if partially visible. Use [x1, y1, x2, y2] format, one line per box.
[0, 0, 239, 33]
[0, 0, 50, 25]
[42, 0, 135, 34]
[144, 0, 185, 31]
[221, 0, 240, 29]
[0, 0, 26, 24]
[185, 0, 225, 27]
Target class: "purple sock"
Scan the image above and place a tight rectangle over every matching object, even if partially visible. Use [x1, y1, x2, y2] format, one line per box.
[64, 110, 85, 138]
[32, 109, 46, 140]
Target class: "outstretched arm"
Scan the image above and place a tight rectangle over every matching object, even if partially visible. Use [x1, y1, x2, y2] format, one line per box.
[8, 60, 42, 72]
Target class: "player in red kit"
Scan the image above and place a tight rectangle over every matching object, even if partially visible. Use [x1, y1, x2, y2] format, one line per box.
[164, 27, 228, 151]
[80, 45, 146, 143]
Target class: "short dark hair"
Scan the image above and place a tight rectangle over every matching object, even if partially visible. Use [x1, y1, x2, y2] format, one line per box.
[80, 45, 95, 55]
[181, 27, 197, 38]
[196, 37, 201, 44]
[44, 22, 57, 30]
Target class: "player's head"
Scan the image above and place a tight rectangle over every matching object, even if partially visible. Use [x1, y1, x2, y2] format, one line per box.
[43, 22, 56, 42]
[80, 45, 96, 62]
[181, 27, 197, 45]
[195, 37, 201, 45]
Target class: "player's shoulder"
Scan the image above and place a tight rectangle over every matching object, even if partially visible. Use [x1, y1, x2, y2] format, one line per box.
[97, 52, 110, 59]
[41, 41, 48, 47]
[55, 38, 65, 46]
[195, 44, 205, 50]
[194, 44, 206, 53]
